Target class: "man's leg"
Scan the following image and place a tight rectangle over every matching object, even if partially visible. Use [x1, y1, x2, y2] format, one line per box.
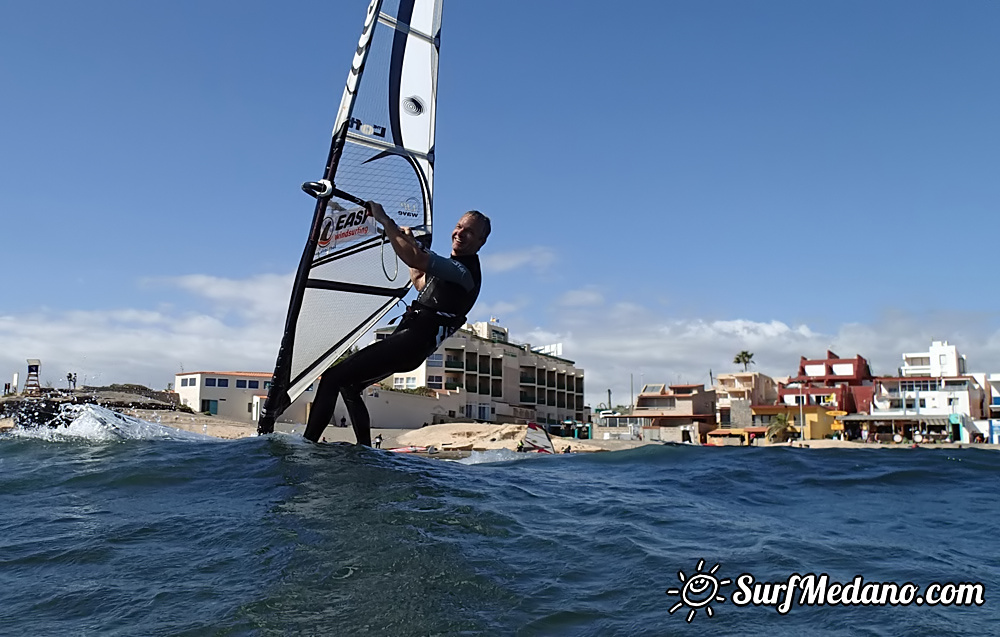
[303, 371, 341, 442]
[342, 385, 371, 447]
[303, 326, 431, 444]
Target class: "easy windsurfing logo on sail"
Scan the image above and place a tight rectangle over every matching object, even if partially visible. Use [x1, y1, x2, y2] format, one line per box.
[317, 207, 374, 249]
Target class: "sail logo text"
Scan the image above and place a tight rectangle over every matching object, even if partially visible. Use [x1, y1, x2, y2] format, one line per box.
[318, 210, 372, 247]
[397, 197, 420, 218]
[349, 117, 386, 138]
[346, 0, 380, 95]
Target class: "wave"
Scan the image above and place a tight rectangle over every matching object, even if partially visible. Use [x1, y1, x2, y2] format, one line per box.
[3, 404, 215, 443]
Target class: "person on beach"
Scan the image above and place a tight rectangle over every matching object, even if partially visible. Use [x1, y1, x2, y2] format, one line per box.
[303, 203, 490, 445]
[373, 434, 383, 449]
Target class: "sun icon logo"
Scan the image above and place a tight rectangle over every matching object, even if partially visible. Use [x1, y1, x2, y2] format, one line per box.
[665, 559, 731, 623]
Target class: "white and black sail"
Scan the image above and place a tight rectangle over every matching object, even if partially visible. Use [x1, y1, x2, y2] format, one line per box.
[524, 423, 556, 454]
[258, 0, 443, 433]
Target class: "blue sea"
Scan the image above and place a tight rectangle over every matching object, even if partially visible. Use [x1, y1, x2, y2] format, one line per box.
[2, 406, 997, 636]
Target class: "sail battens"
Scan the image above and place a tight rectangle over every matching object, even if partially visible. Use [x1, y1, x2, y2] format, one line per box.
[305, 279, 409, 297]
[344, 131, 433, 159]
[257, 0, 443, 434]
[378, 15, 436, 44]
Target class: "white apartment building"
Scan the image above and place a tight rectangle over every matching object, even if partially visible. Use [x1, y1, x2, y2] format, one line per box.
[380, 320, 586, 426]
[868, 376, 985, 442]
[174, 371, 311, 423]
[174, 369, 466, 430]
[900, 340, 967, 377]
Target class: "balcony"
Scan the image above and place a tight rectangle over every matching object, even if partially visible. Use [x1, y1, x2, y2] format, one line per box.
[465, 361, 478, 372]
[520, 374, 536, 384]
[520, 392, 535, 404]
[445, 382, 463, 390]
[445, 359, 464, 369]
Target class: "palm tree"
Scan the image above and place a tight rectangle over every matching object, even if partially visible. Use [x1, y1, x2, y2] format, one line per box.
[733, 350, 755, 372]
[766, 412, 794, 443]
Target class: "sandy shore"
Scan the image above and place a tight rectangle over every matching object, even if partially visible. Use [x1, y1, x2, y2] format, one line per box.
[4, 411, 995, 452]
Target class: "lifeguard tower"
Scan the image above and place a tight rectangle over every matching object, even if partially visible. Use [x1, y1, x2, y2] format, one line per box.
[23, 359, 41, 396]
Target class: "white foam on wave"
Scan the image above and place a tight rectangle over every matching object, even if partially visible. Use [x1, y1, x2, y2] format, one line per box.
[7, 404, 214, 443]
[454, 448, 545, 465]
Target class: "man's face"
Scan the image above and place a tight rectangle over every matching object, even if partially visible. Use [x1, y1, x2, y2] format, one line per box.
[451, 215, 486, 256]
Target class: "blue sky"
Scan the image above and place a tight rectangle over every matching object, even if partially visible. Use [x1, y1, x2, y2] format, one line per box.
[2, 1, 999, 407]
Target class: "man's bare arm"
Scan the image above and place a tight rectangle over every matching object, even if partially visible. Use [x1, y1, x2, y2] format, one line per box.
[368, 201, 430, 271]
[409, 265, 427, 291]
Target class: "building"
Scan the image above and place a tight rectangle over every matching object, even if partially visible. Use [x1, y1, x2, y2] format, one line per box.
[174, 370, 467, 430]
[597, 383, 716, 444]
[380, 320, 587, 428]
[832, 340, 988, 443]
[899, 340, 967, 377]
[777, 350, 875, 414]
[748, 405, 838, 443]
[839, 375, 986, 443]
[175, 371, 305, 423]
[714, 371, 778, 426]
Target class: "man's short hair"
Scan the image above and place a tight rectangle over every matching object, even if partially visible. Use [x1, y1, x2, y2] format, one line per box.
[463, 210, 491, 242]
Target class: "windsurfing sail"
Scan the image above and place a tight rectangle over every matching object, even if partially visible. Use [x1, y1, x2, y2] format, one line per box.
[523, 423, 556, 454]
[258, 0, 443, 434]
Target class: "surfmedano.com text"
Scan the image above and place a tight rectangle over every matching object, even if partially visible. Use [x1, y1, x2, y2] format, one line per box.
[732, 573, 985, 614]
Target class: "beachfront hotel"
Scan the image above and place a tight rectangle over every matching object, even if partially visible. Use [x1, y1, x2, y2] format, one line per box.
[172, 320, 587, 431]
[378, 320, 588, 431]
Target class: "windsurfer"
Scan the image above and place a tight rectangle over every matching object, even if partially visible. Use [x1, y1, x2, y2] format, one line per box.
[302, 203, 491, 445]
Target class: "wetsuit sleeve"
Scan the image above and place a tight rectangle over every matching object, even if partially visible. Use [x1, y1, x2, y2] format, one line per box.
[424, 252, 475, 291]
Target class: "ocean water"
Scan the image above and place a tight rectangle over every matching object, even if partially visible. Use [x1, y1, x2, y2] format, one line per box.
[1, 406, 997, 636]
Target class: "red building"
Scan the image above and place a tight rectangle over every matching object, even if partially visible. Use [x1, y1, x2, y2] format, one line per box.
[778, 350, 875, 413]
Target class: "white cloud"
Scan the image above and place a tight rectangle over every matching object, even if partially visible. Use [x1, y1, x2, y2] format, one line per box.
[556, 288, 604, 307]
[0, 274, 293, 390]
[4, 272, 1000, 414]
[480, 246, 557, 273]
[504, 305, 1000, 410]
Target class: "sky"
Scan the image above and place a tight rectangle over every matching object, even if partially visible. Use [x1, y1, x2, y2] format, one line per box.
[2, 0, 999, 409]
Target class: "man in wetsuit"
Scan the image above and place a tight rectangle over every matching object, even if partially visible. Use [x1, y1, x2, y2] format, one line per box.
[303, 202, 490, 445]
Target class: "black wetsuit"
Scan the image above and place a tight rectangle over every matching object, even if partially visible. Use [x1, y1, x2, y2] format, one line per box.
[303, 252, 482, 444]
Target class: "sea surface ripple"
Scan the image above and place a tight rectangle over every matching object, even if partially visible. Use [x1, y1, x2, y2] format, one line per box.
[1, 407, 997, 636]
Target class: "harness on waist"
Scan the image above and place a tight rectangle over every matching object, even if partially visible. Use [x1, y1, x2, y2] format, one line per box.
[403, 300, 467, 329]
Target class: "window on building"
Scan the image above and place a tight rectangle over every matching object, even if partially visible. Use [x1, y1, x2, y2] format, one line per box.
[236, 380, 247, 388]
[394, 377, 405, 389]
[248, 380, 259, 389]
[205, 378, 216, 387]
[248, 402, 253, 413]
[948, 398, 958, 406]
[263, 381, 271, 389]
[406, 376, 417, 389]
[217, 379, 229, 388]
[427, 375, 443, 389]
[180, 378, 188, 387]
[427, 354, 444, 367]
